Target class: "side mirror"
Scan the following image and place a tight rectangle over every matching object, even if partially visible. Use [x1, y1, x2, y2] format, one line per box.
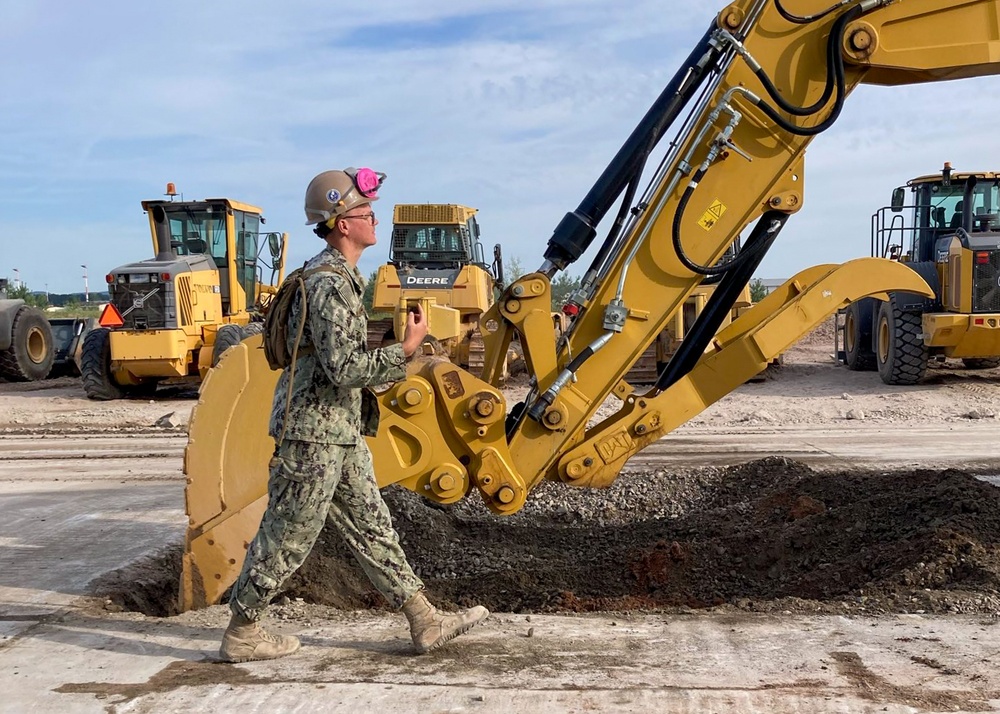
[268, 232, 282, 259]
[890, 187, 905, 213]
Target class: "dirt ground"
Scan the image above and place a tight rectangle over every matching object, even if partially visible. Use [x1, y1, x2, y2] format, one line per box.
[5, 317, 1000, 622]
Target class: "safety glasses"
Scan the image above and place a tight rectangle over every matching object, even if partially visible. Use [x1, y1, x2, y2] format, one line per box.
[340, 211, 376, 225]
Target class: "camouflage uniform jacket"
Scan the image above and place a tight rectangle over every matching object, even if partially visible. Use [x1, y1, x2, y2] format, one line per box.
[268, 246, 407, 444]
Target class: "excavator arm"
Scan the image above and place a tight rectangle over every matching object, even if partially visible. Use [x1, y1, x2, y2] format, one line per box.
[180, 0, 1000, 610]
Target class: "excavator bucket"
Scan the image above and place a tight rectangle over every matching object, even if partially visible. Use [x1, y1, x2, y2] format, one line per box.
[180, 334, 279, 612]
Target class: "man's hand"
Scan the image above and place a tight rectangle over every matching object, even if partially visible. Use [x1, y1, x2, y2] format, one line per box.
[401, 304, 429, 357]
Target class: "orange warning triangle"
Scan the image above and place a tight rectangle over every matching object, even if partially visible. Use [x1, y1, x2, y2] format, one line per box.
[99, 303, 125, 328]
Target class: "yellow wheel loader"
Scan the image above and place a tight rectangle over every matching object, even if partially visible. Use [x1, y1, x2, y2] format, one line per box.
[179, 0, 1000, 611]
[368, 204, 503, 376]
[81, 189, 287, 400]
[839, 164, 1000, 384]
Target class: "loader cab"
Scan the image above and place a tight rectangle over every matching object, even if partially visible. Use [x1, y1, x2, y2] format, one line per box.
[142, 198, 266, 315]
[873, 170, 1000, 264]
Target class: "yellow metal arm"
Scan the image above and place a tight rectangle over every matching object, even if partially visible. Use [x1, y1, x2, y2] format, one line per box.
[554, 258, 933, 489]
[499, 0, 1000, 499]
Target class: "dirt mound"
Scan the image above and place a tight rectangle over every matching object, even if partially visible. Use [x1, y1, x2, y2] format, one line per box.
[96, 458, 1000, 618]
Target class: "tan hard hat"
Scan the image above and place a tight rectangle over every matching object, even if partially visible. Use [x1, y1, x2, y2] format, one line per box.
[303, 167, 386, 225]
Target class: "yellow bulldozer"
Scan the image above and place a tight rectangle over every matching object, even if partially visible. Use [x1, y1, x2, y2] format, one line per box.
[80, 187, 287, 399]
[838, 164, 1000, 383]
[367, 203, 503, 375]
[178, 0, 1000, 611]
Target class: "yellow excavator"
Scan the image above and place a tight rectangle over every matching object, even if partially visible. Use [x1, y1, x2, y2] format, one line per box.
[179, 0, 1000, 611]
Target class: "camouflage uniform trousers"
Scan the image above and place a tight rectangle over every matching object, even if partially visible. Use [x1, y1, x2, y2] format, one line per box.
[229, 438, 424, 621]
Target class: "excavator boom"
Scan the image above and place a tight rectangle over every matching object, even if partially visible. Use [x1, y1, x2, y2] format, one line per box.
[180, 0, 1000, 611]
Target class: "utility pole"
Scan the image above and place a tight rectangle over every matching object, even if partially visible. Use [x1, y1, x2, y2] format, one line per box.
[13, 268, 19, 290]
[81, 264, 89, 303]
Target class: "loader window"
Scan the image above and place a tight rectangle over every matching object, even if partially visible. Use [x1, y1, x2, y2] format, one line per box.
[233, 211, 260, 310]
[923, 182, 1000, 234]
[166, 208, 227, 263]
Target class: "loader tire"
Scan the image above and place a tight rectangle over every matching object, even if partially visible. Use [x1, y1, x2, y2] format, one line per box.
[843, 299, 876, 371]
[962, 357, 1000, 370]
[0, 306, 54, 381]
[212, 324, 246, 366]
[875, 295, 928, 386]
[81, 328, 125, 400]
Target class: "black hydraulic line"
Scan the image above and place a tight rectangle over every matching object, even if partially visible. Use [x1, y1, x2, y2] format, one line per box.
[542, 25, 726, 270]
[672, 167, 772, 276]
[581, 173, 644, 285]
[753, 5, 859, 136]
[753, 9, 838, 116]
[655, 211, 789, 392]
[525, 334, 614, 423]
[673, 6, 859, 277]
[775, 0, 851, 25]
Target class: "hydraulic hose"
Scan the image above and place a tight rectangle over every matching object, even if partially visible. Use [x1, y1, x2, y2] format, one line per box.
[752, 5, 859, 136]
[672, 167, 772, 277]
[774, 0, 854, 24]
[542, 25, 725, 270]
[656, 211, 788, 391]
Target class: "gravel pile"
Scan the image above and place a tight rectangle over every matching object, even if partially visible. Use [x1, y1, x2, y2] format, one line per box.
[288, 457, 1000, 616]
[96, 457, 1000, 618]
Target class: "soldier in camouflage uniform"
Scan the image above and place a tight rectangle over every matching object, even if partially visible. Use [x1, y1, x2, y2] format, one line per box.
[220, 168, 489, 663]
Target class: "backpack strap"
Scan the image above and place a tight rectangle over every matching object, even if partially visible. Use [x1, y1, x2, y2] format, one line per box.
[277, 261, 350, 445]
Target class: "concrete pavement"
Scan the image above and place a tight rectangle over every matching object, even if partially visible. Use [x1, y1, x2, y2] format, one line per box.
[3, 429, 1000, 712]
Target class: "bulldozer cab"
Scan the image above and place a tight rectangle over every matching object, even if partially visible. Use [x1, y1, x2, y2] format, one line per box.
[874, 168, 1000, 264]
[390, 204, 490, 273]
[141, 198, 285, 316]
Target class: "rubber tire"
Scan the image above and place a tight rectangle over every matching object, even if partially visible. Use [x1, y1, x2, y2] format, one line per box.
[875, 295, 928, 386]
[0, 306, 54, 381]
[81, 328, 125, 400]
[962, 357, 1000, 370]
[243, 321, 265, 336]
[843, 299, 876, 371]
[213, 324, 246, 366]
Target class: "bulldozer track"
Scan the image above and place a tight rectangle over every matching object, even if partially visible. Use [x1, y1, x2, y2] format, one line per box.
[467, 328, 486, 378]
[624, 346, 659, 385]
[367, 318, 394, 351]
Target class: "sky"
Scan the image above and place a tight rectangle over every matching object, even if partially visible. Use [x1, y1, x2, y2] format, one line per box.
[2, 1, 999, 296]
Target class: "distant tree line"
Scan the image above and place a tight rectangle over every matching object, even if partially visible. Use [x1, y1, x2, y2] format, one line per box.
[0, 281, 108, 309]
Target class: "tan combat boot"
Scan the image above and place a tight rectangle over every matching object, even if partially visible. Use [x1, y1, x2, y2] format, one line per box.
[219, 613, 301, 663]
[402, 591, 490, 654]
